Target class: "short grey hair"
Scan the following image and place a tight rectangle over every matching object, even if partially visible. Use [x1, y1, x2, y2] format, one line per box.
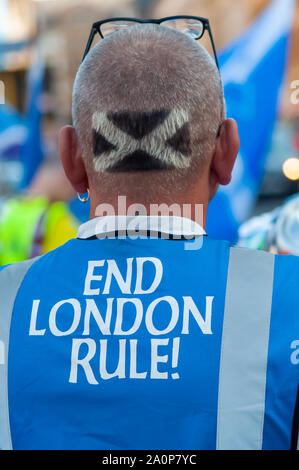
[72, 24, 224, 175]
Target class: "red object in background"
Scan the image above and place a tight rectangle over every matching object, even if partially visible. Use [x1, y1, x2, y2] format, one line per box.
[278, 250, 291, 255]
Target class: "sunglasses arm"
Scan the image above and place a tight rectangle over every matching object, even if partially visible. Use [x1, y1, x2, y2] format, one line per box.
[82, 27, 97, 62]
[207, 24, 220, 71]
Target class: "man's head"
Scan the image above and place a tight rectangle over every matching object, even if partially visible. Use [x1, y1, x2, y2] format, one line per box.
[60, 24, 239, 217]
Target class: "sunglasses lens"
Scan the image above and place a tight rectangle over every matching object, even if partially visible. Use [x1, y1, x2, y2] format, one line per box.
[100, 20, 138, 37]
[160, 18, 204, 39]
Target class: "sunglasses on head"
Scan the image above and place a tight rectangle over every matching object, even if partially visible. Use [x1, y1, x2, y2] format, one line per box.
[82, 15, 219, 69]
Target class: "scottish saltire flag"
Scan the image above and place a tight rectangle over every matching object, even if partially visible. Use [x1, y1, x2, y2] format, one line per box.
[0, 106, 27, 161]
[19, 49, 45, 189]
[0, 40, 42, 188]
[206, 0, 295, 242]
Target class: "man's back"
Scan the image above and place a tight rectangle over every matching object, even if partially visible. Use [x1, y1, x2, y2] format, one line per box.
[1, 14, 297, 453]
[1, 217, 298, 450]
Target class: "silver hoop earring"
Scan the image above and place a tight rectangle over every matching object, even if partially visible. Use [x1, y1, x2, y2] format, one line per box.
[77, 189, 90, 203]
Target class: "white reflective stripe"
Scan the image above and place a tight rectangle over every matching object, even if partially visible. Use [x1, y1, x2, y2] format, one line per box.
[0, 258, 38, 450]
[217, 247, 275, 450]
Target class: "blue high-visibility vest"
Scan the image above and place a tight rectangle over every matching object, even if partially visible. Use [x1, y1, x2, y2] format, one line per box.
[0, 216, 298, 450]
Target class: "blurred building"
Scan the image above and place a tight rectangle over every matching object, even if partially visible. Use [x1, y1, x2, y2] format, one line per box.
[0, 0, 36, 110]
[2, 0, 298, 123]
[30, 0, 299, 123]
[34, 0, 136, 120]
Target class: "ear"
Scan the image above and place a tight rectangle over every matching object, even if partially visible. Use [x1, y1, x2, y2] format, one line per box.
[59, 126, 89, 194]
[209, 118, 240, 199]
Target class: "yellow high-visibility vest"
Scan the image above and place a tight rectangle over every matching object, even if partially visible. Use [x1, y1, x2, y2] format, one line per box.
[0, 197, 78, 265]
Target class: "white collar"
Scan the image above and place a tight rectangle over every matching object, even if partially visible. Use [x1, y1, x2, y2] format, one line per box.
[77, 215, 206, 239]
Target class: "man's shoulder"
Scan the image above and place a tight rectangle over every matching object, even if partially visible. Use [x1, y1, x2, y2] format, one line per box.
[271, 254, 299, 325]
[230, 245, 299, 284]
[229, 244, 299, 268]
[273, 252, 299, 270]
[0, 258, 40, 312]
[229, 245, 275, 258]
[0, 257, 40, 289]
[0, 264, 10, 274]
[0, 238, 78, 281]
[0, 258, 37, 276]
[272, 253, 299, 294]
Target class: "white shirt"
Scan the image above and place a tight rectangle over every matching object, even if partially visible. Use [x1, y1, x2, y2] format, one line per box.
[77, 215, 206, 240]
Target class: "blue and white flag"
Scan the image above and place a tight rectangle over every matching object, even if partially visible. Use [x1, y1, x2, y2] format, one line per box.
[19, 48, 45, 189]
[0, 106, 27, 160]
[206, 0, 295, 242]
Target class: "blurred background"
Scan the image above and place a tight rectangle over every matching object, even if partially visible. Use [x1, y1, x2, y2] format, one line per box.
[0, 0, 298, 263]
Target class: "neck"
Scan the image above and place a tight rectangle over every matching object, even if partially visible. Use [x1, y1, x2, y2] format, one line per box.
[89, 194, 208, 229]
[87, 169, 211, 229]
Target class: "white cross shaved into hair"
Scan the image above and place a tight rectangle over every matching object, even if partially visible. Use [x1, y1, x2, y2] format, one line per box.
[92, 109, 191, 172]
